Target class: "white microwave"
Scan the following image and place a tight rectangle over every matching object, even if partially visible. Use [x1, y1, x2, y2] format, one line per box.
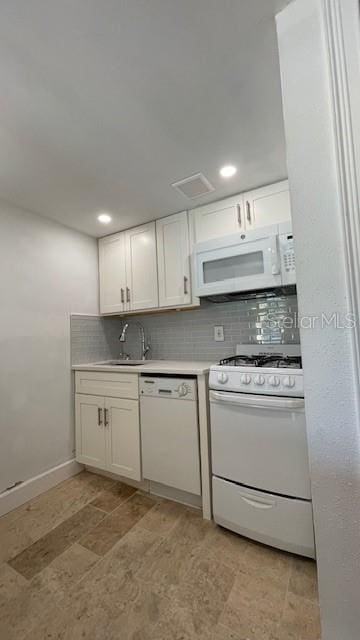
[192, 222, 296, 297]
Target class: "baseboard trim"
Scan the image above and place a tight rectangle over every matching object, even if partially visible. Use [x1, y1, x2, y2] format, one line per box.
[0, 459, 83, 518]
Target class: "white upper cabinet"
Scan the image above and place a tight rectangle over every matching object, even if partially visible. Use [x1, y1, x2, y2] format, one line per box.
[98, 179, 290, 315]
[190, 194, 245, 244]
[99, 233, 126, 314]
[125, 221, 159, 311]
[243, 180, 291, 230]
[156, 211, 191, 308]
[189, 180, 291, 243]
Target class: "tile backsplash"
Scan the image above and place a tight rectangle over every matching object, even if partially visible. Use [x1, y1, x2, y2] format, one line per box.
[71, 295, 299, 365]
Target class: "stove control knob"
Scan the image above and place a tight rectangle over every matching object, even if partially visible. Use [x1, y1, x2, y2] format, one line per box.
[283, 376, 295, 388]
[240, 374, 251, 385]
[268, 375, 280, 387]
[217, 372, 228, 384]
[254, 374, 265, 386]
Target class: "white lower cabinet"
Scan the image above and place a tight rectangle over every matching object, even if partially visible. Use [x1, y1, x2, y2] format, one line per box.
[75, 390, 141, 481]
[76, 394, 107, 471]
[105, 397, 141, 480]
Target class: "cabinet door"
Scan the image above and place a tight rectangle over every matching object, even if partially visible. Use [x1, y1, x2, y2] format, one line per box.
[190, 194, 244, 243]
[244, 180, 291, 230]
[75, 395, 106, 470]
[156, 211, 191, 308]
[99, 233, 126, 314]
[105, 397, 141, 481]
[125, 222, 158, 311]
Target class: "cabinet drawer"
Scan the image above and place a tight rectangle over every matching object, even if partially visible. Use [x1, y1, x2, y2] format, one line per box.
[213, 476, 315, 558]
[75, 371, 139, 399]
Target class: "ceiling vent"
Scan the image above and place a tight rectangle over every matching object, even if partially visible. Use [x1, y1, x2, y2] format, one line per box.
[172, 173, 215, 199]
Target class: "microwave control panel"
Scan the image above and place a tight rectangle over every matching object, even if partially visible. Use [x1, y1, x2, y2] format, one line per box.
[279, 232, 296, 285]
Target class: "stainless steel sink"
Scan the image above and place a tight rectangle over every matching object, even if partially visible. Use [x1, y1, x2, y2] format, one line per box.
[94, 360, 148, 367]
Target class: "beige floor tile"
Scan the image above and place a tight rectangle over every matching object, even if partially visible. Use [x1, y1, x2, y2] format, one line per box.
[90, 481, 137, 513]
[289, 557, 318, 601]
[0, 563, 28, 607]
[206, 624, 244, 640]
[8, 505, 104, 579]
[220, 568, 287, 640]
[0, 580, 56, 640]
[65, 564, 141, 626]
[169, 548, 237, 636]
[103, 524, 163, 575]
[137, 508, 210, 598]
[23, 603, 113, 640]
[139, 498, 186, 535]
[0, 473, 320, 640]
[31, 542, 99, 604]
[0, 471, 114, 557]
[200, 523, 251, 569]
[79, 492, 156, 556]
[107, 582, 201, 640]
[0, 520, 35, 565]
[238, 540, 292, 589]
[170, 507, 212, 545]
[274, 592, 321, 640]
[59, 526, 162, 614]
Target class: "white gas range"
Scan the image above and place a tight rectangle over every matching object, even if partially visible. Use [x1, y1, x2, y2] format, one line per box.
[209, 345, 315, 558]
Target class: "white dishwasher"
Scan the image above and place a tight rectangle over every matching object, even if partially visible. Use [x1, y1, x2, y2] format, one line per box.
[140, 375, 201, 496]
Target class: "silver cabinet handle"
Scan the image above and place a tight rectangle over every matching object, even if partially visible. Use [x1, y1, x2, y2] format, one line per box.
[121, 288, 125, 304]
[183, 276, 188, 295]
[236, 204, 242, 228]
[126, 287, 130, 303]
[98, 407, 103, 427]
[246, 201, 251, 224]
[104, 408, 109, 427]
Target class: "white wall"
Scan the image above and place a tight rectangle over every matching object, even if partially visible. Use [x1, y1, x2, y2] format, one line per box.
[0, 201, 98, 493]
[277, 1, 360, 638]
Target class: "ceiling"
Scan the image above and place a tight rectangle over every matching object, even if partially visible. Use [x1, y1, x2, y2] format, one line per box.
[0, 0, 290, 237]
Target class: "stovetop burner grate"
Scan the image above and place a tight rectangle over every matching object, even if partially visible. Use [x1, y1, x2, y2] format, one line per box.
[219, 354, 302, 369]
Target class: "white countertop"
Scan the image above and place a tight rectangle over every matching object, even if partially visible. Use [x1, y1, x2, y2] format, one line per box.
[72, 360, 214, 376]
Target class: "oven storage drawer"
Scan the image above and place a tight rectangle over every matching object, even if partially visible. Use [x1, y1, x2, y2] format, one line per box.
[213, 476, 315, 558]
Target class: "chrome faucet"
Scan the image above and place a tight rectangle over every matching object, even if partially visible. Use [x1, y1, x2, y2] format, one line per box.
[119, 321, 151, 360]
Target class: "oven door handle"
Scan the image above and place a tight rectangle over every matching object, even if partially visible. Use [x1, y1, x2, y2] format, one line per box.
[210, 390, 305, 411]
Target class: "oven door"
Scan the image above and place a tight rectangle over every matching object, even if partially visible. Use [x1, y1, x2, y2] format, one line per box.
[193, 229, 281, 297]
[210, 390, 311, 499]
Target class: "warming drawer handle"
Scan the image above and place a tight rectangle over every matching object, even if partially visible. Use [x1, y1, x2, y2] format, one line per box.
[239, 492, 276, 509]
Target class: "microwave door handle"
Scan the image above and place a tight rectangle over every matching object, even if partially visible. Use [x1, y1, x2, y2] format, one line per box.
[271, 236, 281, 276]
[210, 390, 305, 411]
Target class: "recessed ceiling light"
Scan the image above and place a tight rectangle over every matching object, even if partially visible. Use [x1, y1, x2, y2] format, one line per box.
[97, 213, 112, 224]
[220, 165, 237, 178]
